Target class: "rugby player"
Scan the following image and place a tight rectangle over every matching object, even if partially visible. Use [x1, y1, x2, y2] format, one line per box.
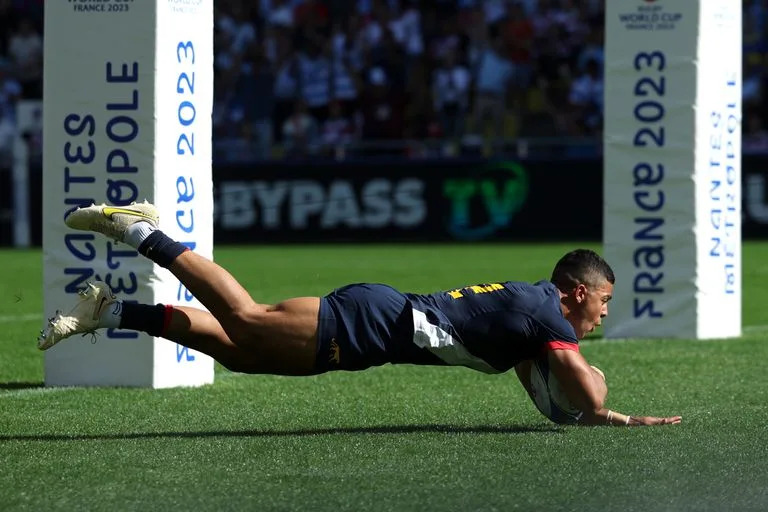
[39, 202, 682, 427]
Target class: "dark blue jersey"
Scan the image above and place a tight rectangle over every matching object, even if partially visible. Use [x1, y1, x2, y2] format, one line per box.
[405, 280, 578, 373]
[315, 281, 577, 375]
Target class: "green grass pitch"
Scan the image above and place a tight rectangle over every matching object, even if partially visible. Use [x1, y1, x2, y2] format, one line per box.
[2, 242, 768, 511]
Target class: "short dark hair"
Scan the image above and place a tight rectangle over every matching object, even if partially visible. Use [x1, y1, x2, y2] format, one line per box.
[550, 249, 615, 291]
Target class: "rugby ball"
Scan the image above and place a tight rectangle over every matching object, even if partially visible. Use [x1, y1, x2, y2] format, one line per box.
[529, 356, 583, 425]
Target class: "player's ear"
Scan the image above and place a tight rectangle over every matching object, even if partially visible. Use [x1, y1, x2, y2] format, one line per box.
[574, 283, 588, 303]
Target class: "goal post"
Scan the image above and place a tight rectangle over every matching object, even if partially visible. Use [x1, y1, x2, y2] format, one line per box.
[603, 0, 741, 339]
[42, 0, 215, 387]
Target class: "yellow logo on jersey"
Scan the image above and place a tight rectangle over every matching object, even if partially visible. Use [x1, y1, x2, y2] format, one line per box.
[329, 338, 340, 365]
[447, 283, 504, 299]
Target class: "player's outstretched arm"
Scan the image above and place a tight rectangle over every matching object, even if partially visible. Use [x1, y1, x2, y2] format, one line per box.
[546, 349, 682, 427]
[546, 348, 607, 416]
[579, 408, 682, 426]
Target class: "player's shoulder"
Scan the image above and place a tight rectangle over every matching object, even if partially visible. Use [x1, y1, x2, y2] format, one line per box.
[499, 279, 559, 302]
[526, 280, 578, 342]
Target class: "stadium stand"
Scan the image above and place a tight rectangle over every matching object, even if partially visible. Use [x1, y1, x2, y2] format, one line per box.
[0, 0, 765, 164]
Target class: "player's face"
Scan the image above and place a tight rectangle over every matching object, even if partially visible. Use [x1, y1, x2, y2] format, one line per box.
[571, 280, 613, 339]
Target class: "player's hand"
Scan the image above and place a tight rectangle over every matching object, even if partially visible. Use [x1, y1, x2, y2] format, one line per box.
[629, 415, 682, 426]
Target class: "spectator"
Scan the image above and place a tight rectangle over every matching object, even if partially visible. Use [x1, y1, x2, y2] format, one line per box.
[530, 0, 556, 40]
[403, 57, 433, 140]
[331, 19, 365, 72]
[389, 0, 425, 59]
[321, 99, 356, 157]
[7, 17, 42, 98]
[550, 0, 588, 52]
[576, 26, 604, 74]
[534, 24, 572, 88]
[483, 0, 508, 25]
[0, 60, 22, 125]
[19, 101, 42, 166]
[0, 0, 19, 56]
[471, 24, 515, 151]
[217, 1, 257, 59]
[263, 0, 294, 29]
[746, 0, 768, 39]
[294, 0, 330, 33]
[359, 0, 391, 50]
[298, 35, 333, 122]
[359, 66, 405, 144]
[460, 2, 488, 57]
[369, 27, 408, 91]
[272, 34, 301, 142]
[568, 58, 603, 136]
[502, 2, 535, 110]
[743, 54, 764, 106]
[327, 38, 360, 118]
[744, 113, 768, 153]
[230, 44, 276, 160]
[282, 99, 319, 159]
[528, 23, 572, 138]
[0, 107, 14, 168]
[214, 2, 255, 96]
[429, 9, 465, 62]
[432, 49, 471, 143]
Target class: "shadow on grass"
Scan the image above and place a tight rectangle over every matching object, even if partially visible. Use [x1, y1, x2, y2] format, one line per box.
[0, 381, 43, 391]
[0, 424, 560, 442]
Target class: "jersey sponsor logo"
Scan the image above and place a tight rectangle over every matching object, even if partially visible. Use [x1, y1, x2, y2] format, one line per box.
[329, 338, 340, 365]
[447, 283, 504, 299]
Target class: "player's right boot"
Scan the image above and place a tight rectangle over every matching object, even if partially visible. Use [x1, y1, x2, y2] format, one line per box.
[65, 201, 159, 242]
[38, 281, 117, 350]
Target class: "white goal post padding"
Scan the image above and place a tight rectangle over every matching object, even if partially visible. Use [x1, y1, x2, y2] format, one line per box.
[42, 1, 215, 387]
[604, 1, 741, 339]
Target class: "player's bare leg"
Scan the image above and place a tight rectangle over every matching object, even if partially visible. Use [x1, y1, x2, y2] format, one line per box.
[39, 285, 317, 375]
[165, 252, 320, 375]
[164, 304, 318, 375]
[57, 202, 320, 375]
[158, 305, 249, 371]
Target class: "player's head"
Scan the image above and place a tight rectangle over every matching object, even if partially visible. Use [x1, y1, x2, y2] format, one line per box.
[551, 249, 615, 339]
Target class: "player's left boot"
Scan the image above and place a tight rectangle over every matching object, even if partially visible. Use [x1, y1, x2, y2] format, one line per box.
[65, 201, 159, 242]
[38, 281, 116, 350]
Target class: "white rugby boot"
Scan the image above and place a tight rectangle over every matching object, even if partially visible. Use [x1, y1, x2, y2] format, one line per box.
[37, 281, 116, 350]
[65, 201, 159, 242]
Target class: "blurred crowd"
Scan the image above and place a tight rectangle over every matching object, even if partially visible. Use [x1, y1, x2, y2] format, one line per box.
[1, 0, 767, 164]
[214, 0, 607, 161]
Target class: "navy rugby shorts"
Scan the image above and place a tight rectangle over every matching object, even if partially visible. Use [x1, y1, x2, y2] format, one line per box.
[314, 283, 444, 373]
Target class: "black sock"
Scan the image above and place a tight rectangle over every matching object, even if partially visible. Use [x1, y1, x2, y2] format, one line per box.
[137, 231, 188, 268]
[120, 303, 167, 337]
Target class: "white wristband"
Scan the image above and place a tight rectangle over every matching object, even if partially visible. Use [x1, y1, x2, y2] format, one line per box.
[606, 410, 614, 424]
[625, 415, 631, 425]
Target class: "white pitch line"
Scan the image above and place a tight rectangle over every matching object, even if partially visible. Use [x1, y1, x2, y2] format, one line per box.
[0, 313, 40, 323]
[0, 386, 73, 398]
